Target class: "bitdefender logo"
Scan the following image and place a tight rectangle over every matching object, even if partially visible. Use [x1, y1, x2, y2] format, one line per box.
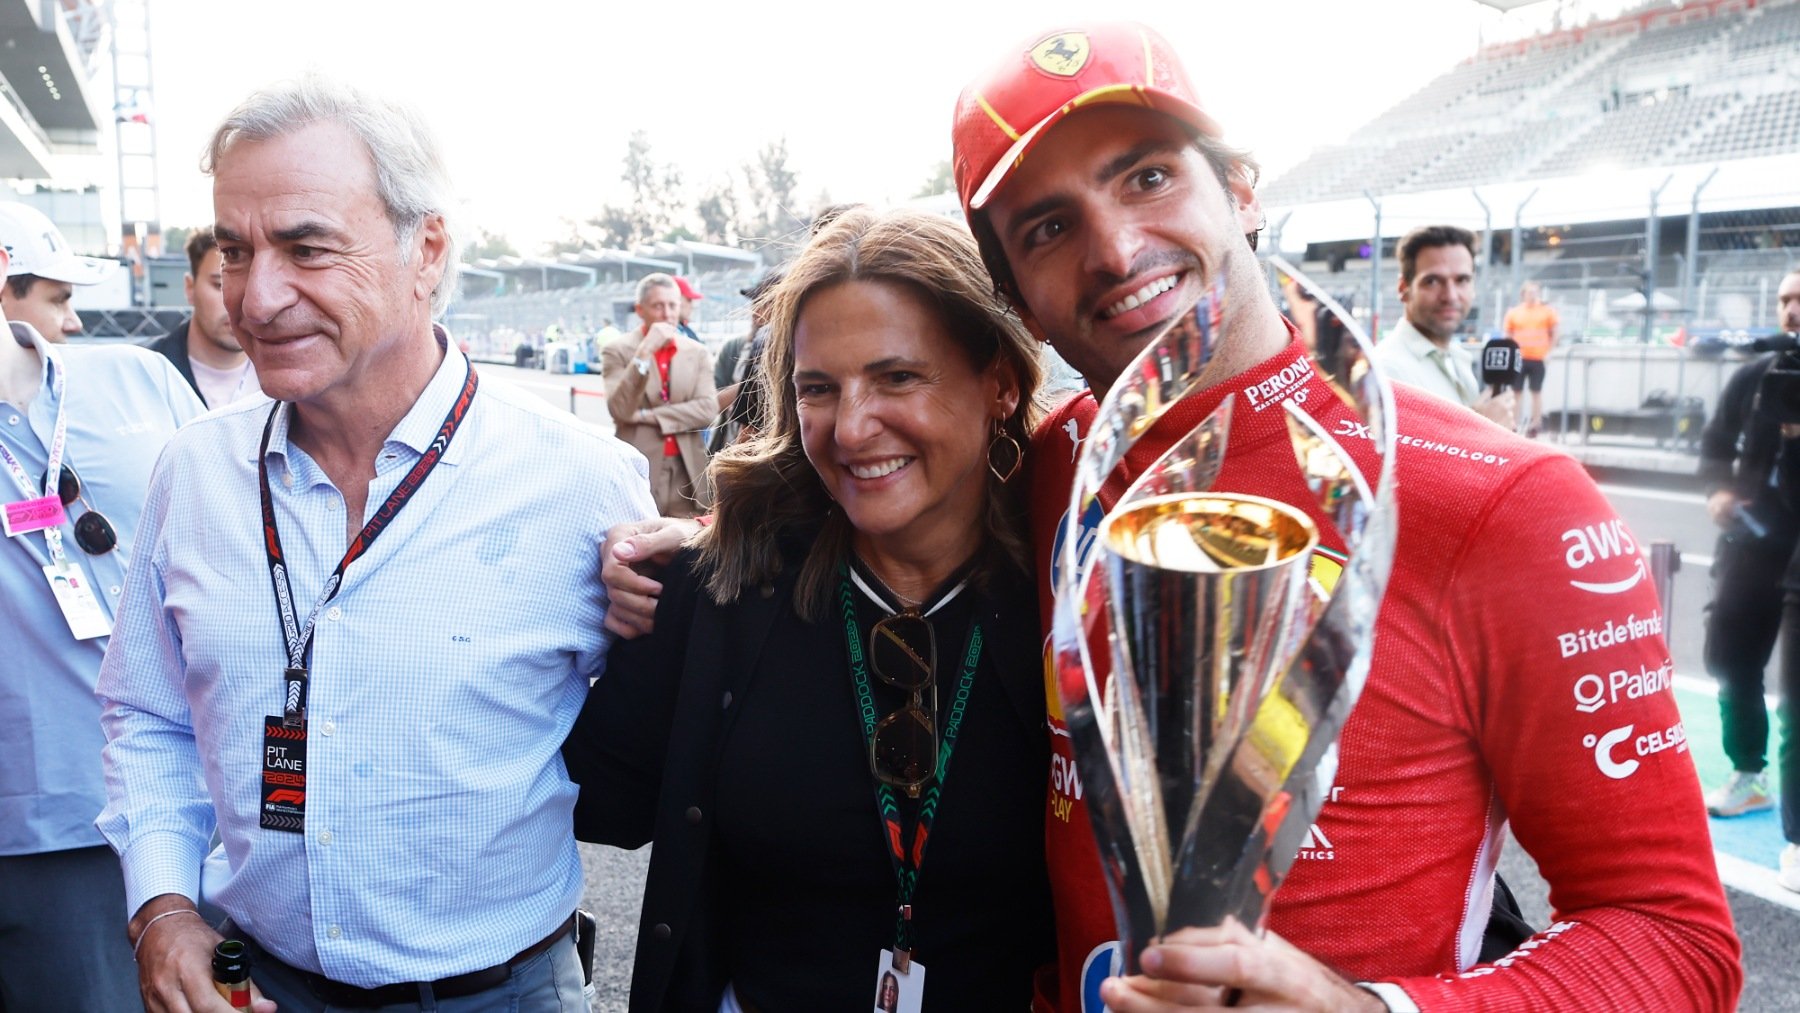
[1557, 611, 1663, 659]
[1560, 519, 1646, 595]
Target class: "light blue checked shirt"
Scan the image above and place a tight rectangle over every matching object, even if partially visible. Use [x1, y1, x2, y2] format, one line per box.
[96, 340, 655, 987]
[1, 324, 202, 856]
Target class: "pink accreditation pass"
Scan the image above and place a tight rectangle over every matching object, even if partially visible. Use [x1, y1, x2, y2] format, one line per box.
[3, 494, 63, 538]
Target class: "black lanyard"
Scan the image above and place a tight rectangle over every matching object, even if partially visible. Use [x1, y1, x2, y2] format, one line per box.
[258, 365, 479, 727]
[838, 567, 982, 966]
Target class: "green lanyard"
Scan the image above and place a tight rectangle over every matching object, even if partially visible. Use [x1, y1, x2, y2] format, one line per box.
[838, 568, 983, 964]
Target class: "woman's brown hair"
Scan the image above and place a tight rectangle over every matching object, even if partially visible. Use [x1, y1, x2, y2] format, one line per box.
[694, 206, 1043, 619]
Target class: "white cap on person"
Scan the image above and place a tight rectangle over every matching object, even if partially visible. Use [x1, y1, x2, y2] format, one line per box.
[0, 202, 117, 285]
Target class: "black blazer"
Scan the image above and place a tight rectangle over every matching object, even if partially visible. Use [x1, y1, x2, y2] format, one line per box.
[563, 545, 1049, 1012]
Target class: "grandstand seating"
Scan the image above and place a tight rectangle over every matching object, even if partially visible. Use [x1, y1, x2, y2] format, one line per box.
[1680, 89, 1800, 162]
[1531, 91, 1738, 176]
[1260, 0, 1800, 205]
[1407, 123, 1568, 191]
[1729, 0, 1800, 54]
[1380, 59, 1496, 121]
[1477, 38, 1601, 97]
[1251, 144, 1389, 209]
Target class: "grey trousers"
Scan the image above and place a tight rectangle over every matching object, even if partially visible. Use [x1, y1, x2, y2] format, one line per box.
[0, 845, 143, 1012]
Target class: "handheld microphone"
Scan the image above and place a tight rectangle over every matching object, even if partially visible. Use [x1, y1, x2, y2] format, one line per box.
[1732, 503, 1769, 540]
[1481, 338, 1523, 395]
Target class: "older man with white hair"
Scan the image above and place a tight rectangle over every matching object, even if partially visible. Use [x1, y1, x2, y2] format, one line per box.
[96, 77, 655, 1012]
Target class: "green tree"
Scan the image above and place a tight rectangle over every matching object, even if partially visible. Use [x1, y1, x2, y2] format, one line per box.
[465, 227, 519, 261]
[160, 225, 192, 260]
[587, 204, 640, 250]
[612, 130, 687, 245]
[542, 218, 594, 257]
[739, 138, 806, 253]
[695, 180, 739, 245]
[914, 159, 953, 198]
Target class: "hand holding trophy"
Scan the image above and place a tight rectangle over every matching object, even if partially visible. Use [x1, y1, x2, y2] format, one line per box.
[1052, 257, 1399, 970]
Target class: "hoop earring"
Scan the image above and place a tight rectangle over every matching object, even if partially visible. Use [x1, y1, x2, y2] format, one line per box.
[987, 418, 1022, 483]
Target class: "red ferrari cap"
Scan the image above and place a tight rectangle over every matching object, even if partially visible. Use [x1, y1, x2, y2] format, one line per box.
[675, 275, 704, 301]
[952, 22, 1222, 216]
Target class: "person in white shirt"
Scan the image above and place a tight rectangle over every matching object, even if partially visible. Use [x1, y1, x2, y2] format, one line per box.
[1368, 225, 1515, 429]
[146, 227, 260, 408]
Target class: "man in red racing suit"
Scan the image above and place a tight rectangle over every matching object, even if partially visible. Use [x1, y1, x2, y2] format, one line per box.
[955, 19, 1740, 1013]
[1026, 334, 1738, 1011]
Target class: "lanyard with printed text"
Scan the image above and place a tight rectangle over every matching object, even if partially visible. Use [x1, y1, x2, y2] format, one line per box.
[838, 566, 982, 969]
[0, 354, 71, 565]
[258, 364, 478, 727]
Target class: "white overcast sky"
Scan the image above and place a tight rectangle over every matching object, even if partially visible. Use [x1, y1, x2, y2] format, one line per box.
[146, 0, 1644, 253]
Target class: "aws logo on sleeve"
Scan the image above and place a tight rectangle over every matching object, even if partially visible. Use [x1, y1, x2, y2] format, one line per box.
[1561, 518, 1647, 595]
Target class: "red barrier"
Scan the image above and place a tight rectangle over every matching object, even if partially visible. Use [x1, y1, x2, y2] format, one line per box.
[569, 386, 606, 413]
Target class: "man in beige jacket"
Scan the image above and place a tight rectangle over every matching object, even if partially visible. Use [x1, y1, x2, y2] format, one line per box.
[603, 272, 716, 517]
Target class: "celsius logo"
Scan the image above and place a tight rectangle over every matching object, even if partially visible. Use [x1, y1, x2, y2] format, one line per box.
[1586, 724, 1639, 779]
[1583, 720, 1687, 779]
[1561, 519, 1646, 595]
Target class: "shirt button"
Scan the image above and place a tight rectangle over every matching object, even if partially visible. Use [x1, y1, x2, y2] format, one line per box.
[327, 925, 342, 940]
[685, 806, 702, 825]
[281, 471, 294, 489]
[6, 414, 18, 425]
[318, 830, 333, 845]
[321, 720, 336, 736]
[326, 606, 342, 621]
[720, 691, 732, 710]
[652, 923, 671, 941]
[109, 585, 121, 596]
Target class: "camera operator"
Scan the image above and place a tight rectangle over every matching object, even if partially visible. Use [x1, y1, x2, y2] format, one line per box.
[1698, 265, 1800, 893]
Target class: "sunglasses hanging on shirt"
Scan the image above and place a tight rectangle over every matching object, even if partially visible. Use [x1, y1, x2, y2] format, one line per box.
[868, 611, 940, 793]
[44, 464, 118, 555]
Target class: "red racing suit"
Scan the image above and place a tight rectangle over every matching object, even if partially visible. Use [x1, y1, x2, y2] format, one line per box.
[1029, 336, 1740, 1012]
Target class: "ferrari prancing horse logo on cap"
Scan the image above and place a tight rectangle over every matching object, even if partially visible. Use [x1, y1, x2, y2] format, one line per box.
[1030, 32, 1090, 77]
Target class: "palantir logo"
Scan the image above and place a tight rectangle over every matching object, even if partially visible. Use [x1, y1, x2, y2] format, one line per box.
[1561, 519, 1646, 595]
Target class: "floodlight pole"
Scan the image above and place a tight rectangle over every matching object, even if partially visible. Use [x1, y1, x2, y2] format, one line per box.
[1511, 187, 1538, 310]
[1363, 191, 1382, 337]
[1644, 174, 1673, 345]
[1683, 168, 1719, 320]
[1472, 189, 1494, 328]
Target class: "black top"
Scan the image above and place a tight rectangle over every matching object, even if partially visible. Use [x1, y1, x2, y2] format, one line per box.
[564, 538, 1052, 1012]
[144, 323, 203, 403]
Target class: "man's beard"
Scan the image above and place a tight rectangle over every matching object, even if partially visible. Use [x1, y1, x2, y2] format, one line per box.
[201, 320, 242, 353]
[1407, 307, 1461, 342]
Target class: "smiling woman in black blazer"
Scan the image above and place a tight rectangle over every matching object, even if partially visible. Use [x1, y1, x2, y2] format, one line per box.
[563, 207, 1053, 1012]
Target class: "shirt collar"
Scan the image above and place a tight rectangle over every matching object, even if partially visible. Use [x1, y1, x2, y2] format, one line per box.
[259, 325, 473, 469]
[1389, 317, 1460, 362]
[384, 326, 473, 464]
[9, 320, 60, 399]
